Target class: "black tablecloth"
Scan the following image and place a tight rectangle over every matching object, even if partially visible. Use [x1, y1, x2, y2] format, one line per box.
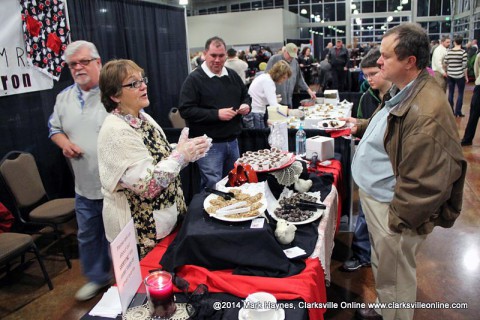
[160, 191, 320, 277]
[163, 127, 352, 218]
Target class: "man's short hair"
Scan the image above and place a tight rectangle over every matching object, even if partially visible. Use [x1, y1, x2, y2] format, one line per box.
[64, 40, 100, 63]
[205, 36, 226, 51]
[227, 48, 237, 58]
[440, 35, 450, 43]
[360, 48, 380, 69]
[383, 23, 430, 69]
[453, 35, 463, 46]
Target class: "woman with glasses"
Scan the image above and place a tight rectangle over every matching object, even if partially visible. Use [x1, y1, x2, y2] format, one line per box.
[97, 59, 211, 258]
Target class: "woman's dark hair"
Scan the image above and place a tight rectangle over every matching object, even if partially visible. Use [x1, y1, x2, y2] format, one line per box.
[99, 59, 144, 112]
[301, 46, 311, 56]
[383, 23, 430, 69]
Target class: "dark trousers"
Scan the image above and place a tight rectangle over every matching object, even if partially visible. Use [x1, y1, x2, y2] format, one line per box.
[447, 76, 466, 115]
[351, 202, 371, 263]
[331, 67, 347, 92]
[463, 85, 480, 143]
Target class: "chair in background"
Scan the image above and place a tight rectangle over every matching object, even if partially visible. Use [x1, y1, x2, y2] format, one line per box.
[0, 151, 75, 269]
[169, 107, 186, 128]
[0, 232, 53, 290]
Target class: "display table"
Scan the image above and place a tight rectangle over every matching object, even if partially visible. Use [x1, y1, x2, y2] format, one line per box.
[84, 180, 338, 320]
[140, 190, 337, 320]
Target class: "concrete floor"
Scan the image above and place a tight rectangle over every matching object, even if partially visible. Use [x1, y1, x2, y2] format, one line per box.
[1, 84, 479, 320]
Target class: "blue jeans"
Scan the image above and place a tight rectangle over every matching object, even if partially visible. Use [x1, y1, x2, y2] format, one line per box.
[196, 139, 240, 189]
[242, 112, 266, 129]
[448, 76, 466, 115]
[351, 202, 371, 264]
[75, 194, 112, 284]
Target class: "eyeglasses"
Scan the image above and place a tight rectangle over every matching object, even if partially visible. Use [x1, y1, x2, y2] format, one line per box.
[122, 77, 148, 89]
[363, 72, 379, 80]
[68, 58, 97, 69]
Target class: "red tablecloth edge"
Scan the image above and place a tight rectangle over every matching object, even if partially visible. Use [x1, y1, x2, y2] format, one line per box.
[140, 231, 326, 320]
[307, 159, 343, 232]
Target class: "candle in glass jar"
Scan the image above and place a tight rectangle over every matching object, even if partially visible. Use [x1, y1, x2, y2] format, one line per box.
[144, 271, 176, 319]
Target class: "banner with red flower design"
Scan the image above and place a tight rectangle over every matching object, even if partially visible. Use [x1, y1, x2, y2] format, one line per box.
[1, 0, 54, 96]
[20, 0, 70, 80]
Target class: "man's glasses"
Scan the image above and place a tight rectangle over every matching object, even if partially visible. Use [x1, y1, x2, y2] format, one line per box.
[68, 58, 97, 69]
[122, 77, 148, 89]
[363, 71, 379, 80]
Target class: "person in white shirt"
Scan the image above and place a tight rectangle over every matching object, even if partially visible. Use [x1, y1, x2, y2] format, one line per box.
[225, 48, 249, 84]
[243, 60, 292, 128]
[431, 35, 451, 91]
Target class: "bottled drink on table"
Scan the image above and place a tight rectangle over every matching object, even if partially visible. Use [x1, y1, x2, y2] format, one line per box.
[296, 122, 306, 157]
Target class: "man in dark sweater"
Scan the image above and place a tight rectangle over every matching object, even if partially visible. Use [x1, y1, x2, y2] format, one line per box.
[328, 40, 349, 91]
[179, 36, 251, 189]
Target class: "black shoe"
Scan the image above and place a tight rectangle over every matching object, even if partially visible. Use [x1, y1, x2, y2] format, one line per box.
[455, 113, 465, 117]
[342, 257, 371, 272]
[461, 140, 472, 146]
[356, 308, 383, 320]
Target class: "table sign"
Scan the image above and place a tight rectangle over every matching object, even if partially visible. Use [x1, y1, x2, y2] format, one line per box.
[284, 246, 306, 259]
[110, 219, 142, 314]
[250, 218, 265, 229]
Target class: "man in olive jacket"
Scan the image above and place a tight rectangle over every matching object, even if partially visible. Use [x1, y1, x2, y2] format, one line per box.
[346, 23, 466, 320]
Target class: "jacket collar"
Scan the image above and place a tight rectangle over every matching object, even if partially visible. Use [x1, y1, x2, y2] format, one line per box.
[389, 69, 431, 117]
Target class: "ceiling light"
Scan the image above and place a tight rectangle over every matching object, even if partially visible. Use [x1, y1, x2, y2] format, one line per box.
[397, 5, 403, 10]
[353, 9, 359, 14]
[315, 15, 321, 22]
[351, 4, 356, 10]
[401, 0, 409, 4]
[387, 16, 393, 22]
[301, 9, 307, 14]
[179, 0, 188, 5]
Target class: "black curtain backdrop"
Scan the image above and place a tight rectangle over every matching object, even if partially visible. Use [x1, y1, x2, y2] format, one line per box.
[67, 0, 188, 128]
[0, 0, 188, 209]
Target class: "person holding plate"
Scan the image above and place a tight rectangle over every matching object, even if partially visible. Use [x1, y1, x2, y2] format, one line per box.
[97, 59, 211, 258]
[344, 24, 466, 320]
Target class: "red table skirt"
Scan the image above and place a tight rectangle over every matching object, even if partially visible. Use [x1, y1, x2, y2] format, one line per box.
[141, 231, 327, 320]
[308, 158, 343, 232]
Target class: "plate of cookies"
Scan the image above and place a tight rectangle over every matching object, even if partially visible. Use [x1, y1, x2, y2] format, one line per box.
[317, 119, 346, 130]
[204, 182, 267, 222]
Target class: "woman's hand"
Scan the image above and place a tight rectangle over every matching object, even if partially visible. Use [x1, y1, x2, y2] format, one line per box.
[176, 128, 212, 162]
